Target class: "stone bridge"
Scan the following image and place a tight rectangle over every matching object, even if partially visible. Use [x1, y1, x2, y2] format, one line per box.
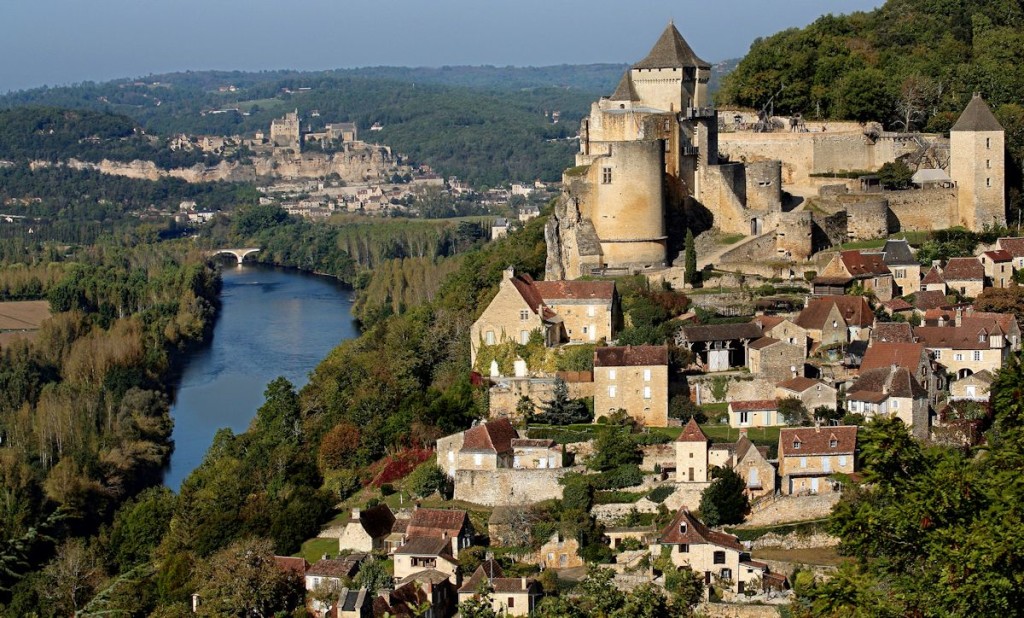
[206, 247, 260, 265]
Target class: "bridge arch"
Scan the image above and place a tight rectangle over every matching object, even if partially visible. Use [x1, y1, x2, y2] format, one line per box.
[207, 247, 260, 265]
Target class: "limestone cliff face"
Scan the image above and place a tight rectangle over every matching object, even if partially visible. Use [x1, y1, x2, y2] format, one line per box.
[545, 194, 603, 280]
[43, 143, 397, 185]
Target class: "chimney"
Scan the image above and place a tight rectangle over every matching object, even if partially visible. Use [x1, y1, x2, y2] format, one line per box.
[521, 577, 527, 589]
[503, 266, 515, 281]
[739, 428, 748, 439]
[352, 507, 361, 520]
[814, 418, 821, 432]
[955, 307, 963, 328]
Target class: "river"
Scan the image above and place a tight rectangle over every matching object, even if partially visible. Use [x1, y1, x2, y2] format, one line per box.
[162, 264, 358, 490]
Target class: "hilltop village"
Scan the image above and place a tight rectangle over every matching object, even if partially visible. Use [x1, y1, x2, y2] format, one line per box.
[256, 24, 1024, 618]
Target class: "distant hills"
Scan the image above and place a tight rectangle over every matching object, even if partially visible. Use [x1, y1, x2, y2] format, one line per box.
[0, 62, 737, 186]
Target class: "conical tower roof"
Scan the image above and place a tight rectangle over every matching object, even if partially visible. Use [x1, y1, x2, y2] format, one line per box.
[609, 71, 640, 102]
[676, 417, 709, 442]
[951, 94, 1003, 132]
[633, 21, 710, 70]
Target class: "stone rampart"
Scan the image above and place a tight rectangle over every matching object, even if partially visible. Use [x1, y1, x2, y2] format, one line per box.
[689, 376, 775, 405]
[453, 467, 573, 506]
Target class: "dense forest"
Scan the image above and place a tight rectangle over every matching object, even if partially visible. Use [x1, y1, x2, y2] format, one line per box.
[0, 240, 221, 614]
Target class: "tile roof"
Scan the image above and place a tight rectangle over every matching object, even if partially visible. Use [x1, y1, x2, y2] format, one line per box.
[914, 326, 993, 350]
[459, 564, 504, 593]
[274, 556, 309, 577]
[751, 315, 786, 330]
[407, 508, 470, 540]
[510, 438, 556, 448]
[398, 568, 452, 587]
[850, 366, 927, 399]
[942, 257, 984, 281]
[609, 72, 640, 102]
[840, 251, 891, 277]
[951, 94, 1004, 132]
[748, 336, 782, 351]
[921, 266, 945, 285]
[676, 417, 708, 442]
[965, 311, 1018, 334]
[998, 237, 1024, 257]
[491, 577, 538, 593]
[355, 504, 396, 539]
[677, 322, 764, 342]
[633, 22, 711, 70]
[776, 377, 826, 393]
[795, 296, 874, 330]
[780, 426, 858, 456]
[594, 344, 668, 367]
[659, 509, 743, 550]
[532, 280, 616, 302]
[983, 250, 1013, 262]
[871, 322, 914, 344]
[307, 554, 366, 579]
[461, 418, 517, 454]
[881, 240, 917, 266]
[882, 298, 914, 312]
[729, 400, 778, 411]
[913, 290, 950, 311]
[394, 536, 452, 557]
[860, 342, 925, 372]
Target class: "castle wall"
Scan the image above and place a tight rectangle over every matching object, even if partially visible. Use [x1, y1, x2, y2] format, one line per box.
[776, 211, 813, 261]
[846, 200, 890, 241]
[886, 190, 958, 231]
[744, 160, 783, 212]
[699, 163, 749, 235]
[630, 67, 697, 112]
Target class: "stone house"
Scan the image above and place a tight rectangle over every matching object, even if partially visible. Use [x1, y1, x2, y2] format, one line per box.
[860, 341, 942, 403]
[375, 570, 456, 618]
[674, 419, 777, 497]
[604, 526, 659, 550]
[942, 257, 985, 298]
[338, 505, 396, 553]
[336, 588, 373, 618]
[393, 538, 459, 584]
[921, 266, 947, 293]
[593, 345, 669, 427]
[775, 377, 837, 412]
[675, 322, 764, 372]
[778, 425, 858, 495]
[996, 237, 1024, 271]
[655, 509, 773, 594]
[795, 296, 874, 348]
[914, 316, 1016, 379]
[531, 532, 584, 569]
[870, 322, 914, 345]
[436, 418, 518, 477]
[727, 400, 783, 429]
[752, 315, 809, 356]
[979, 250, 1014, 288]
[846, 366, 930, 439]
[730, 435, 777, 499]
[405, 509, 474, 559]
[747, 337, 805, 383]
[469, 267, 619, 366]
[812, 250, 893, 301]
[675, 418, 713, 483]
[458, 565, 542, 616]
[882, 239, 921, 295]
[511, 438, 562, 469]
[949, 369, 994, 401]
[305, 555, 367, 617]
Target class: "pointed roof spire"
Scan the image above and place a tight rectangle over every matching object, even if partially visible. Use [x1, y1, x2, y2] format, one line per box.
[609, 71, 640, 102]
[951, 93, 1003, 132]
[633, 22, 710, 70]
[676, 417, 709, 442]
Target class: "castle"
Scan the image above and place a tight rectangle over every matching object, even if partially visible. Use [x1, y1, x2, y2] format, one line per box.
[546, 23, 1007, 280]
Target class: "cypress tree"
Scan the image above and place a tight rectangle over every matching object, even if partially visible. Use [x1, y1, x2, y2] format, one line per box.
[684, 228, 699, 287]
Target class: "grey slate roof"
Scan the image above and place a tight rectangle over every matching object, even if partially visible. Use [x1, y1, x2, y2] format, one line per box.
[609, 72, 640, 102]
[881, 239, 917, 266]
[633, 22, 711, 70]
[951, 94, 1003, 132]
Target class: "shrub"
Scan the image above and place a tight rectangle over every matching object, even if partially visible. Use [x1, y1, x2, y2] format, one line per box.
[594, 464, 644, 490]
[406, 463, 452, 499]
[561, 474, 594, 512]
[647, 485, 675, 504]
[379, 483, 395, 496]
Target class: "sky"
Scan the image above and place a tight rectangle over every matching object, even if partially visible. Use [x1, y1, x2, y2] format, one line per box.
[1, 0, 883, 94]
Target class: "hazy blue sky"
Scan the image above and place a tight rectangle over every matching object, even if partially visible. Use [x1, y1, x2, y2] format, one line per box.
[1, 0, 883, 93]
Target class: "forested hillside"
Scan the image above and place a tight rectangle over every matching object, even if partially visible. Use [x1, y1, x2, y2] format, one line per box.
[718, 0, 1024, 133]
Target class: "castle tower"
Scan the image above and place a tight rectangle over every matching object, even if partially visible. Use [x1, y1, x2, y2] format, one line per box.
[674, 417, 709, 483]
[950, 94, 1006, 230]
[629, 20, 711, 111]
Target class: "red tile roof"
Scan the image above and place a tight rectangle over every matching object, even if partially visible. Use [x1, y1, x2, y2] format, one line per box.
[676, 417, 708, 442]
[871, 322, 914, 343]
[779, 426, 858, 456]
[963, 312, 1018, 335]
[307, 554, 365, 579]
[914, 326, 993, 350]
[532, 280, 615, 302]
[729, 400, 778, 411]
[594, 344, 668, 367]
[860, 342, 926, 372]
[840, 251, 891, 277]
[913, 290, 950, 311]
[407, 508, 470, 540]
[461, 418, 517, 454]
[274, 556, 309, 577]
[882, 298, 914, 312]
[659, 509, 743, 551]
[921, 266, 945, 285]
[776, 377, 826, 393]
[998, 237, 1024, 258]
[796, 296, 874, 330]
[943, 257, 984, 281]
[983, 250, 1013, 262]
[748, 336, 784, 351]
[751, 315, 785, 330]
[394, 536, 452, 557]
[850, 366, 927, 399]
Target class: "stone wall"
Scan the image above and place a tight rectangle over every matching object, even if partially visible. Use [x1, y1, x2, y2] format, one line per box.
[488, 377, 594, 420]
[689, 376, 775, 405]
[700, 163, 749, 235]
[641, 444, 675, 472]
[885, 189, 958, 230]
[453, 468, 573, 506]
[718, 233, 777, 264]
[846, 199, 890, 241]
[775, 211, 813, 261]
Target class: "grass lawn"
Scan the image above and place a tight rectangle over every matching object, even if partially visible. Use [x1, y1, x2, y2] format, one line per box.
[295, 537, 338, 563]
[701, 424, 780, 446]
[752, 546, 850, 567]
[836, 231, 931, 251]
[717, 233, 747, 245]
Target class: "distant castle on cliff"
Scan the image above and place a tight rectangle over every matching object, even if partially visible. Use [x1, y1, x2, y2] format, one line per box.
[546, 22, 1006, 281]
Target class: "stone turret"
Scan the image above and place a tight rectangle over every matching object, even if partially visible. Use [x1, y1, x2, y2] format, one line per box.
[950, 94, 1006, 230]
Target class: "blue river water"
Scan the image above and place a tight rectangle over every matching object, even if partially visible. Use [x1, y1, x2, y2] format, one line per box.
[162, 263, 358, 490]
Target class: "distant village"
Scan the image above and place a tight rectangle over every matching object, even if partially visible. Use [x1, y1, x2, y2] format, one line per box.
[231, 23, 1024, 618]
